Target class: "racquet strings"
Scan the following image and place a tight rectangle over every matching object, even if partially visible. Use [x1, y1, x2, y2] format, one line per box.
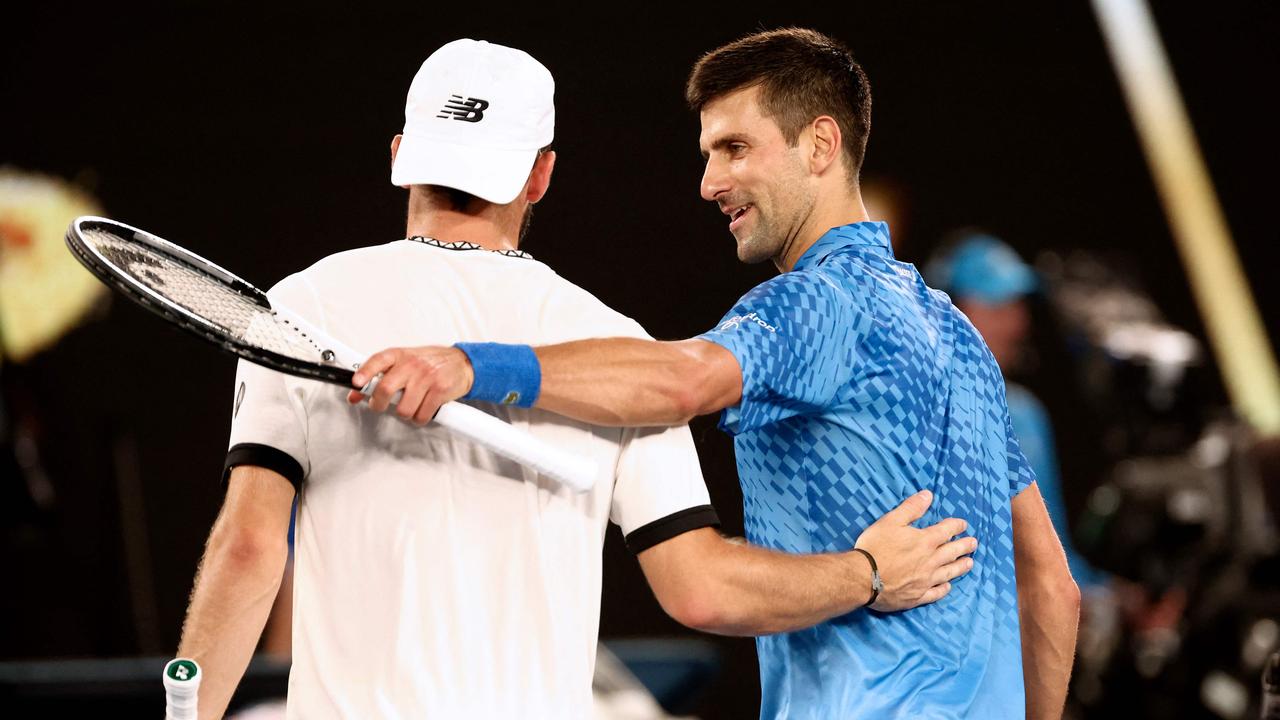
[80, 227, 327, 364]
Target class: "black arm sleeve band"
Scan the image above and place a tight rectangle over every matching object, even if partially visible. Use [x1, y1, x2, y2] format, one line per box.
[223, 443, 304, 491]
[624, 505, 721, 554]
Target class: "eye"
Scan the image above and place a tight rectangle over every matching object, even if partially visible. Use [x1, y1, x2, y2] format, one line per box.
[728, 142, 747, 157]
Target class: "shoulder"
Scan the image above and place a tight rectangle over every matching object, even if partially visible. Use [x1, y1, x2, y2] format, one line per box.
[267, 243, 395, 290]
[739, 267, 849, 306]
[540, 271, 652, 340]
[729, 269, 869, 333]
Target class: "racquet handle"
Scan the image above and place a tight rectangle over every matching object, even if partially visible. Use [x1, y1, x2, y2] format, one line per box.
[163, 658, 201, 720]
[360, 374, 596, 492]
[435, 402, 598, 492]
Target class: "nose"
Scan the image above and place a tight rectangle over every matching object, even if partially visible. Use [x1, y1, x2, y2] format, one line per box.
[700, 156, 730, 203]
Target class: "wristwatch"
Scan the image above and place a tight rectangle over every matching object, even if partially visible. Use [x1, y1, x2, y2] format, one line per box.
[852, 547, 882, 608]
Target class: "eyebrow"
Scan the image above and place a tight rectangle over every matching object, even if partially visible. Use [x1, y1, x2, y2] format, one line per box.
[699, 133, 752, 160]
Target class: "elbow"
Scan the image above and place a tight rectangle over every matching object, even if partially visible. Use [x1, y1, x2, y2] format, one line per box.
[214, 526, 288, 576]
[1021, 565, 1081, 619]
[1049, 559, 1082, 615]
[1060, 574, 1082, 617]
[662, 591, 734, 635]
[652, 571, 739, 634]
[667, 384, 710, 425]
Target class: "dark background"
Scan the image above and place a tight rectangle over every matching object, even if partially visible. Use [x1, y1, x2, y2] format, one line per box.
[3, 2, 1277, 717]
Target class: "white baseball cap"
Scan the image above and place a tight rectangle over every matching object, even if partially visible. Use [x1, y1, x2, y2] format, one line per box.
[391, 39, 555, 204]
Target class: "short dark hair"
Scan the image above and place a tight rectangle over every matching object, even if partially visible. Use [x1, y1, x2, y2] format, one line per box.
[686, 28, 871, 183]
[414, 144, 555, 212]
[421, 185, 479, 211]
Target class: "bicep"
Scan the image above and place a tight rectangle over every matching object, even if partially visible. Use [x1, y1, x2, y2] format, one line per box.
[218, 465, 297, 540]
[611, 424, 719, 550]
[673, 339, 743, 414]
[636, 527, 725, 603]
[1011, 482, 1070, 583]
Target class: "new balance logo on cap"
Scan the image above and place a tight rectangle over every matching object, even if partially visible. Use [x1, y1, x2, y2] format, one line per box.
[437, 94, 489, 122]
[394, 39, 554, 203]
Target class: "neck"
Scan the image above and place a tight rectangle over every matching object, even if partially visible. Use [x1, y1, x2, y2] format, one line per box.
[405, 196, 523, 252]
[774, 186, 870, 273]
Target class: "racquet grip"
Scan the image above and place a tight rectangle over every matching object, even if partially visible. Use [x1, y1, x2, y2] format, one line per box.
[359, 375, 597, 492]
[435, 403, 598, 492]
[163, 658, 201, 720]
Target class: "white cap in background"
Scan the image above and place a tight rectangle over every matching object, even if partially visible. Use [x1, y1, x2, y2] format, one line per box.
[392, 39, 555, 204]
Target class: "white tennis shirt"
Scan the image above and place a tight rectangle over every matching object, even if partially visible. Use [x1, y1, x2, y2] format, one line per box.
[224, 239, 718, 719]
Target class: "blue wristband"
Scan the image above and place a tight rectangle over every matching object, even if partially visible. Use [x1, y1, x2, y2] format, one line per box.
[453, 342, 541, 408]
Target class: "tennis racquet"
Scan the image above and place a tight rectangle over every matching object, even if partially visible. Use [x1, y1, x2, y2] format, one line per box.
[163, 658, 200, 720]
[65, 216, 597, 492]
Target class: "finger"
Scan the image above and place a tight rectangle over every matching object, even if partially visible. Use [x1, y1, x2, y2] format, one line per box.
[395, 375, 431, 424]
[353, 349, 400, 388]
[370, 367, 412, 413]
[933, 536, 979, 564]
[347, 389, 366, 405]
[931, 557, 975, 586]
[926, 517, 968, 543]
[916, 582, 953, 606]
[414, 389, 446, 426]
[882, 489, 933, 525]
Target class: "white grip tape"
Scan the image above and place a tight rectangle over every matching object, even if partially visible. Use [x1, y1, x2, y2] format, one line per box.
[434, 403, 598, 492]
[163, 658, 200, 720]
[269, 299, 598, 492]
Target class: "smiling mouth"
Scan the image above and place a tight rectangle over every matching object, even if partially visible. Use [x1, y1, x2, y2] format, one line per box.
[728, 204, 753, 229]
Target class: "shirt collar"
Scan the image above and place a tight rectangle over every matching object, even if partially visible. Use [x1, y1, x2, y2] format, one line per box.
[406, 236, 533, 260]
[793, 221, 892, 271]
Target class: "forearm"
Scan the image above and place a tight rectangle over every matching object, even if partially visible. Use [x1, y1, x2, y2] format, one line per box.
[177, 525, 289, 719]
[1012, 483, 1081, 720]
[1018, 577, 1081, 720]
[645, 535, 871, 636]
[703, 543, 871, 635]
[535, 338, 741, 426]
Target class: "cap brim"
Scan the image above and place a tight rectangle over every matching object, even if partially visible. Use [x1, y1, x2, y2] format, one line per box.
[391, 134, 538, 204]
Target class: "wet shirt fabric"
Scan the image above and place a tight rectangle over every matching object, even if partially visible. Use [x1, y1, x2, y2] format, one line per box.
[698, 221, 1034, 719]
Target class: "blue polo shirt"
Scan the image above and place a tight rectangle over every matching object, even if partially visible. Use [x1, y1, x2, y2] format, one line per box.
[698, 221, 1032, 719]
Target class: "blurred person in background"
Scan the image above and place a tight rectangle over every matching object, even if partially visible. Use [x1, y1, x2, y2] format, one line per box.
[926, 232, 1107, 593]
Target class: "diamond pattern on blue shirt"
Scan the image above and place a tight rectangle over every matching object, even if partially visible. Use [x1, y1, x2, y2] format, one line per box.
[698, 221, 1036, 720]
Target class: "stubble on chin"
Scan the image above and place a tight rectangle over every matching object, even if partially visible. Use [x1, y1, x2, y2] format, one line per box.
[733, 221, 781, 265]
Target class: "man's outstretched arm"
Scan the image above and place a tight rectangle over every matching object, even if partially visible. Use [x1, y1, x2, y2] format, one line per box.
[177, 465, 295, 719]
[349, 338, 742, 427]
[1012, 482, 1081, 720]
[638, 490, 977, 635]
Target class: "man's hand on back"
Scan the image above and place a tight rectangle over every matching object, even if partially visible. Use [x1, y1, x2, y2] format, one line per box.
[856, 490, 977, 612]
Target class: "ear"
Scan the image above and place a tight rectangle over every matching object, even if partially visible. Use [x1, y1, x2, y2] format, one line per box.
[390, 135, 404, 184]
[809, 117, 842, 177]
[525, 150, 557, 204]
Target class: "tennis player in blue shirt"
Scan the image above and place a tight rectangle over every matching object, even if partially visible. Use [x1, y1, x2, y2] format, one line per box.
[357, 27, 1079, 720]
